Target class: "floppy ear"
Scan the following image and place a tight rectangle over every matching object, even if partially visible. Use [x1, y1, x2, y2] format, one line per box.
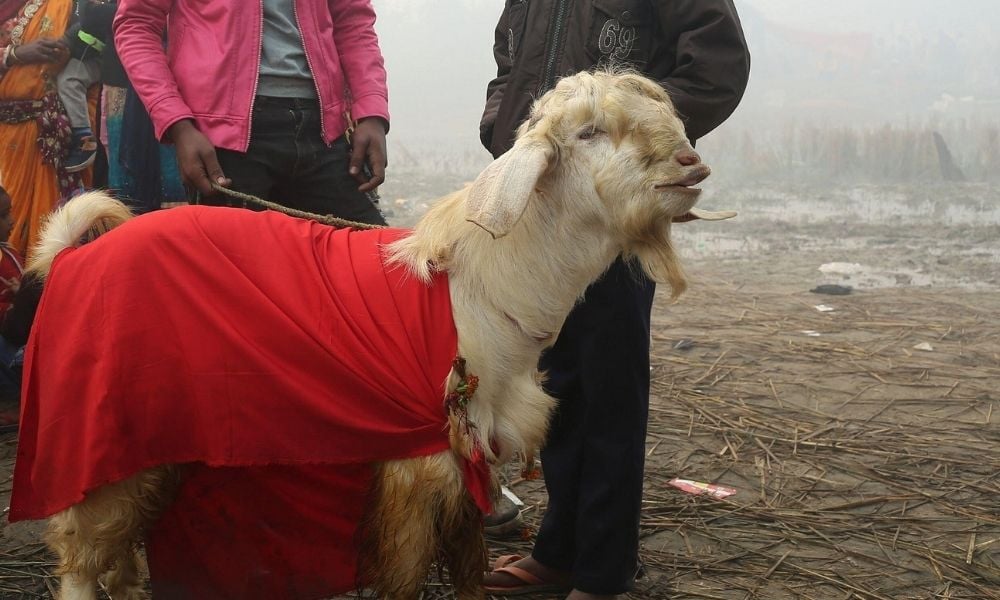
[466, 142, 550, 238]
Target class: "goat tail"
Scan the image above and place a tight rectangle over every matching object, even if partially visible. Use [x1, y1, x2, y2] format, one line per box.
[27, 191, 134, 280]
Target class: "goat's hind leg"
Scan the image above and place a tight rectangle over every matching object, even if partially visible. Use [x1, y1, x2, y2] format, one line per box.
[45, 466, 177, 600]
[102, 546, 144, 599]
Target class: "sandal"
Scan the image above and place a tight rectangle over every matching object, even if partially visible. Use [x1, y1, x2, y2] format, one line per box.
[483, 554, 572, 596]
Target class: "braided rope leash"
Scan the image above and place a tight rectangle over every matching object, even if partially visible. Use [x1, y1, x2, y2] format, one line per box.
[209, 183, 386, 231]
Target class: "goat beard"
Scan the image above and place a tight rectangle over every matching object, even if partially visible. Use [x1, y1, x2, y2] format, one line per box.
[626, 224, 687, 300]
[599, 185, 687, 299]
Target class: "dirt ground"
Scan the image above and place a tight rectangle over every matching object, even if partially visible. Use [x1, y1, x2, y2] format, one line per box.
[482, 182, 1000, 600]
[1, 182, 998, 599]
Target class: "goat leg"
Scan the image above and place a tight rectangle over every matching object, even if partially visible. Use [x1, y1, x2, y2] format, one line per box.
[102, 547, 145, 600]
[361, 459, 440, 599]
[46, 466, 177, 600]
[438, 492, 488, 600]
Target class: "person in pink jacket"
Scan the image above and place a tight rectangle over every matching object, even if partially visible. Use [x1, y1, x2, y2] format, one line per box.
[114, 0, 389, 223]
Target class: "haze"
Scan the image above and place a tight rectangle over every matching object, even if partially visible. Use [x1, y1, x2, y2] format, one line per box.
[371, 0, 1000, 173]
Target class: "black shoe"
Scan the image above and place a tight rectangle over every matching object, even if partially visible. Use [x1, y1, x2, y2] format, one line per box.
[484, 489, 523, 539]
[64, 135, 98, 173]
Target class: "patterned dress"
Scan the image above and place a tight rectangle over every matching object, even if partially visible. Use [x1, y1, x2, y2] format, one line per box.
[101, 84, 185, 212]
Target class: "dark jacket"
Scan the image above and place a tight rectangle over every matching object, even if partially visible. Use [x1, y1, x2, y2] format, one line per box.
[480, 0, 751, 157]
[67, 0, 128, 87]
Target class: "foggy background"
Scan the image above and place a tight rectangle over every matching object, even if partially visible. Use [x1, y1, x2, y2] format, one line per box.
[366, 0, 999, 292]
[370, 0, 1000, 190]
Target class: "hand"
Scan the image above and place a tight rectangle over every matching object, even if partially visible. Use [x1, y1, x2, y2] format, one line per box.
[11, 38, 67, 65]
[0, 276, 19, 295]
[167, 120, 231, 197]
[349, 117, 388, 193]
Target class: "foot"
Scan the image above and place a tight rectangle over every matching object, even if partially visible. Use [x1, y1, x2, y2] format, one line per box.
[483, 489, 523, 539]
[59, 571, 99, 600]
[64, 134, 98, 173]
[483, 555, 571, 594]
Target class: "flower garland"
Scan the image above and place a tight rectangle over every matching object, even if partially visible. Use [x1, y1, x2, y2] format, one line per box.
[444, 357, 479, 417]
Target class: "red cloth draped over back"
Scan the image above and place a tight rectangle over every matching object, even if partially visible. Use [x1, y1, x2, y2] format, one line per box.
[10, 206, 487, 598]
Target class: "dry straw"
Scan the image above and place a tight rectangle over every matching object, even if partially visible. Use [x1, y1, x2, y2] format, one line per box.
[1, 282, 996, 599]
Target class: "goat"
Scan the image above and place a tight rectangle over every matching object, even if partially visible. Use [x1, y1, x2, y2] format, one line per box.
[10, 70, 733, 600]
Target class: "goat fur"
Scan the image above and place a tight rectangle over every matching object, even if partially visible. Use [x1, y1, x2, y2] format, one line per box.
[27, 70, 720, 600]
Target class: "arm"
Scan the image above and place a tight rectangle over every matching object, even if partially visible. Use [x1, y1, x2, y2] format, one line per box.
[113, 0, 192, 142]
[114, 0, 229, 195]
[655, 0, 750, 141]
[480, 6, 512, 151]
[328, 0, 389, 191]
[2, 8, 68, 79]
[328, 0, 388, 125]
[2, 38, 68, 79]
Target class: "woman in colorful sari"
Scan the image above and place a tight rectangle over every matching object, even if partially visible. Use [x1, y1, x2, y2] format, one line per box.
[102, 84, 186, 213]
[0, 0, 84, 256]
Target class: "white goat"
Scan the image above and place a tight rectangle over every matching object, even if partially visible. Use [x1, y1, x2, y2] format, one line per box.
[13, 70, 730, 600]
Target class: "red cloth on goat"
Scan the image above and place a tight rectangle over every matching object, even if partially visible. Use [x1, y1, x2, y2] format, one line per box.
[10, 206, 490, 598]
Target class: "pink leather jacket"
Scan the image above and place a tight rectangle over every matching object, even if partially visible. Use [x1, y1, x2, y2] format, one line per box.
[114, 0, 389, 152]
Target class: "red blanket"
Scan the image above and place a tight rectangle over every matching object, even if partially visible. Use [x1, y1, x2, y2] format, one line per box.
[10, 206, 489, 598]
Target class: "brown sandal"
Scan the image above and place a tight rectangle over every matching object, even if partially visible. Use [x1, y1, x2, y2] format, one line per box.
[483, 554, 572, 596]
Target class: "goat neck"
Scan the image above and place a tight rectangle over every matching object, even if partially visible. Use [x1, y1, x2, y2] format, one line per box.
[452, 182, 618, 463]
[387, 179, 621, 463]
[453, 180, 618, 350]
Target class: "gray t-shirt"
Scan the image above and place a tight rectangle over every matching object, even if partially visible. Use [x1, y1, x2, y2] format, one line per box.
[258, 0, 317, 98]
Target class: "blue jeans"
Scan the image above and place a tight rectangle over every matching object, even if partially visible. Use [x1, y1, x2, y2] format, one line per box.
[209, 96, 386, 225]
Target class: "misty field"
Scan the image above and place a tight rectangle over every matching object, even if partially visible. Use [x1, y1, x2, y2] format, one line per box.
[1, 180, 997, 599]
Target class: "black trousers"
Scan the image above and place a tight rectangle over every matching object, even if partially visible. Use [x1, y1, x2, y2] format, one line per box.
[208, 96, 386, 226]
[532, 257, 655, 595]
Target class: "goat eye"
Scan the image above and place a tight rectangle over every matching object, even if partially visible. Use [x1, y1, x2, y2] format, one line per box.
[578, 128, 602, 141]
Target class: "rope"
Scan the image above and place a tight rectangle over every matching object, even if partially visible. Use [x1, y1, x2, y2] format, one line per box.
[209, 183, 387, 231]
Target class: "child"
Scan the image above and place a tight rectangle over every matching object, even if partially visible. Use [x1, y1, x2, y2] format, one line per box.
[0, 186, 24, 323]
[56, 0, 117, 173]
[0, 185, 24, 427]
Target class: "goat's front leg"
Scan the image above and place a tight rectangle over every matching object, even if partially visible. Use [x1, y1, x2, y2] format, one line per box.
[439, 491, 487, 600]
[361, 458, 445, 600]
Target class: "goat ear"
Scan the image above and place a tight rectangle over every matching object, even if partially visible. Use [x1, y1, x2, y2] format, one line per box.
[466, 142, 550, 238]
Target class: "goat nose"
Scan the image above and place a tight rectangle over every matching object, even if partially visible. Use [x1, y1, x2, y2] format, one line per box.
[676, 149, 701, 166]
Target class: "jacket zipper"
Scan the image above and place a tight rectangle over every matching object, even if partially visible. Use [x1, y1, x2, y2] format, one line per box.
[539, 0, 570, 94]
[292, 0, 327, 144]
[245, 0, 264, 152]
